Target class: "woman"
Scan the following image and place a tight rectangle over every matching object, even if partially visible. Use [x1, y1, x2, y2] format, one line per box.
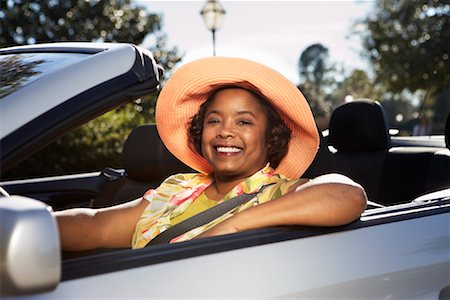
[56, 57, 367, 250]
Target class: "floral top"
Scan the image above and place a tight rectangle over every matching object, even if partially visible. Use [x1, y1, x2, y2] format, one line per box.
[132, 164, 300, 248]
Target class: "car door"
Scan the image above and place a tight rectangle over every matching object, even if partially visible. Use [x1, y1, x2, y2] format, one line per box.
[11, 193, 448, 299]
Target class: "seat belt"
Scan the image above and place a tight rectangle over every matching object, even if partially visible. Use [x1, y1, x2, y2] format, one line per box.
[146, 184, 273, 246]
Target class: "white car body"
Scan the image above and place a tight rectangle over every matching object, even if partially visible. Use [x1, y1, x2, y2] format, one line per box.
[22, 211, 450, 299]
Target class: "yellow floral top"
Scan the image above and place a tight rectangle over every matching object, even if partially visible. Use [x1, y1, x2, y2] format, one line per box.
[132, 164, 299, 248]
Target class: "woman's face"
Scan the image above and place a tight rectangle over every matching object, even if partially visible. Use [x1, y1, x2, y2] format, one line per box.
[201, 88, 269, 180]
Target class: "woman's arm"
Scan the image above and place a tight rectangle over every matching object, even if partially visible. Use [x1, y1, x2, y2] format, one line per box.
[54, 198, 148, 251]
[196, 173, 367, 238]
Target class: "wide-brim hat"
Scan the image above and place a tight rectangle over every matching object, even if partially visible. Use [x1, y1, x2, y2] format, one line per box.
[155, 57, 319, 179]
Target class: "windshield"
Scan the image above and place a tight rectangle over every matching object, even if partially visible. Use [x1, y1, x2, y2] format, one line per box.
[0, 52, 89, 99]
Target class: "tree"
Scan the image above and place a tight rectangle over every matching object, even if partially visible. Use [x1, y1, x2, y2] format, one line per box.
[297, 43, 336, 121]
[331, 69, 385, 105]
[339, 70, 383, 100]
[298, 44, 333, 96]
[0, 0, 183, 179]
[359, 0, 449, 94]
[357, 0, 450, 130]
[1, 0, 157, 46]
[0, 0, 182, 74]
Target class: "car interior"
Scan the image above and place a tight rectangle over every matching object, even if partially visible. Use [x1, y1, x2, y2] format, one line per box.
[328, 99, 450, 205]
[91, 98, 450, 209]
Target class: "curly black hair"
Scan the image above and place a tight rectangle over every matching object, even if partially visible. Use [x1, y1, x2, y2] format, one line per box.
[188, 86, 292, 169]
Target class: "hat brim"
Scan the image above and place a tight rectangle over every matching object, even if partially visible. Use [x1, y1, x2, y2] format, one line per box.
[155, 57, 319, 179]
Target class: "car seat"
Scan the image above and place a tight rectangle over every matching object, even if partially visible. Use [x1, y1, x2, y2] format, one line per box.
[328, 99, 390, 202]
[378, 111, 450, 204]
[92, 124, 194, 207]
[329, 100, 450, 205]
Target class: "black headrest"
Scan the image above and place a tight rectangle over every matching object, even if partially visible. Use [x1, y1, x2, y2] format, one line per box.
[122, 124, 193, 181]
[328, 99, 390, 151]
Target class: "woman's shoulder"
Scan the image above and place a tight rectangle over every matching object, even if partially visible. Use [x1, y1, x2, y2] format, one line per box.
[258, 177, 303, 202]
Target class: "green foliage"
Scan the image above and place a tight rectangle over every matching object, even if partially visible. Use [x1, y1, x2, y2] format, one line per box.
[298, 1, 449, 133]
[0, 0, 160, 46]
[357, 0, 450, 133]
[358, 0, 449, 96]
[150, 34, 182, 79]
[330, 69, 386, 108]
[0, 0, 182, 180]
[335, 70, 384, 101]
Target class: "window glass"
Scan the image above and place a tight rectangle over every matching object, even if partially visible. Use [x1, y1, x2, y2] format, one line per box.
[0, 52, 89, 99]
[1, 97, 156, 181]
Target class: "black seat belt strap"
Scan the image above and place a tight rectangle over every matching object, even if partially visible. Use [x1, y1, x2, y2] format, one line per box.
[146, 184, 273, 246]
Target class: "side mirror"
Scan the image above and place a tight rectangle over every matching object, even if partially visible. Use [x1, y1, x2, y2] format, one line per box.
[1, 196, 61, 296]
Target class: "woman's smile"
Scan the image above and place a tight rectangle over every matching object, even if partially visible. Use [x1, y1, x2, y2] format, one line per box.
[215, 146, 243, 155]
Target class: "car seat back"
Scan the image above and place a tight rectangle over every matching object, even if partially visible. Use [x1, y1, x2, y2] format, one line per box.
[93, 124, 193, 207]
[421, 112, 450, 197]
[378, 147, 447, 204]
[379, 111, 450, 204]
[328, 99, 390, 201]
[121, 124, 194, 182]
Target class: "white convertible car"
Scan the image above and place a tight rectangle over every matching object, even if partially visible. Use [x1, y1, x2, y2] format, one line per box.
[1, 43, 449, 299]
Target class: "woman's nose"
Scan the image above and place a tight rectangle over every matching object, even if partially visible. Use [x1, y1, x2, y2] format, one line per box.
[217, 121, 236, 138]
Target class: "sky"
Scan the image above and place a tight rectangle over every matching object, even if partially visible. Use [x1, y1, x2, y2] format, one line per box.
[137, 0, 375, 84]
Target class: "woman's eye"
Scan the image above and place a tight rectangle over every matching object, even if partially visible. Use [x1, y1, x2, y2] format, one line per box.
[238, 120, 252, 125]
[206, 118, 219, 124]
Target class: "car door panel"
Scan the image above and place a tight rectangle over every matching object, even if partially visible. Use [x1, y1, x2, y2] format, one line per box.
[25, 212, 447, 299]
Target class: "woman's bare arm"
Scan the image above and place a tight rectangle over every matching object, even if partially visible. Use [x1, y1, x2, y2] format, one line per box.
[196, 173, 367, 238]
[54, 198, 148, 251]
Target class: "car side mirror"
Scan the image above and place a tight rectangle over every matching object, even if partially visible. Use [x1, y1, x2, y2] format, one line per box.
[1, 195, 61, 296]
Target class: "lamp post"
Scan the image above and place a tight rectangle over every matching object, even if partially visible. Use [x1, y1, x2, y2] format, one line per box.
[200, 0, 226, 56]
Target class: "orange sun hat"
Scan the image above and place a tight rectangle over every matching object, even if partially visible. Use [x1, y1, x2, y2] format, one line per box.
[155, 57, 319, 179]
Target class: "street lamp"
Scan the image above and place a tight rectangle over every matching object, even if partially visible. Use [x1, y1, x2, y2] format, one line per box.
[200, 0, 226, 56]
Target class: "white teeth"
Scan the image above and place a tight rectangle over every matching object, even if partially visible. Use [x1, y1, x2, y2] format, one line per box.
[216, 147, 241, 153]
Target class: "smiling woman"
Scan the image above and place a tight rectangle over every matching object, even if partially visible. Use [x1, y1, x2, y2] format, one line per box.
[55, 56, 367, 250]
